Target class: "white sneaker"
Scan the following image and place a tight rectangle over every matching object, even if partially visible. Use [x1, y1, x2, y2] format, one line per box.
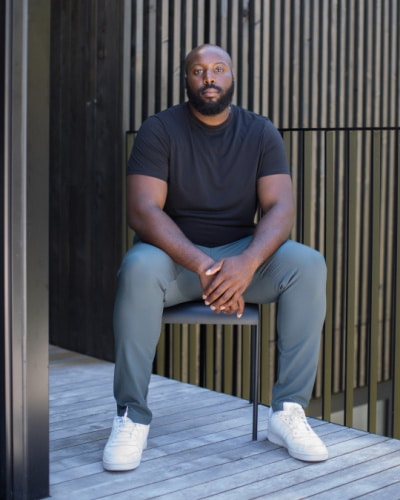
[267, 402, 328, 462]
[103, 413, 149, 471]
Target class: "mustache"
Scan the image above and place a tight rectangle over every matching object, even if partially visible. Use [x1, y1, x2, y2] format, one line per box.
[199, 83, 223, 92]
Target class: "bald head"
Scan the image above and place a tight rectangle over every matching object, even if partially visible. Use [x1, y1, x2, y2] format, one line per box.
[184, 43, 235, 120]
[184, 44, 233, 76]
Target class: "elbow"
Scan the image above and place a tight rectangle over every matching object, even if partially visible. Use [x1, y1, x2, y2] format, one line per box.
[127, 210, 141, 233]
[284, 205, 296, 237]
[288, 203, 296, 229]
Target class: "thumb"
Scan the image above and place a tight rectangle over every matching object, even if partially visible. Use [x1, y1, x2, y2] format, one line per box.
[205, 260, 223, 276]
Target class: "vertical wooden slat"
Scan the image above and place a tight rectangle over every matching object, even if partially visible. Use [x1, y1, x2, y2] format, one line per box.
[241, 326, 251, 400]
[302, 131, 313, 246]
[259, 303, 275, 406]
[322, 130, 335, 421]
[181, 324, 189, 381]
[188, 324, 199, 385]
[381, 130, 393, 384]
[368, 131, 382, 433]
[130, 0, 142, 129]
[172, 323, 182, 380]
[125, 132, 135, 248]
[223, 325, 234, 395]
[142, 0, 150, 120]
[214, 326, 223, 390]
[155, 326, 166, 375]
[205, 324, 215, 389]
[344, 131, 359, 427]
[393, 130, 400, 439]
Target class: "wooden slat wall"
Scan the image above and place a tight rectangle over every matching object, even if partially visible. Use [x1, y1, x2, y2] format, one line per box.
[285, 129, 399, 436]
[129, 0, 399, 131]
[126, 0, 400, 437]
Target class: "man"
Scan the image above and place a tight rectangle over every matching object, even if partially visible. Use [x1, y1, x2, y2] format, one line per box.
[103, 44, 328, 471]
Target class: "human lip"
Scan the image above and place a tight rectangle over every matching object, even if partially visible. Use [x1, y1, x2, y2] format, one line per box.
[201, 88, 220, 97]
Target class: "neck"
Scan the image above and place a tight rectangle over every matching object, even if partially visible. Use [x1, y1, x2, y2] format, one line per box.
[188, 103, 231, 126]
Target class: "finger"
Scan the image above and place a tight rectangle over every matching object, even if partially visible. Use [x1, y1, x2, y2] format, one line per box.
[207, 287, 235, 309]
[236, 296, 245, 318]
[202, 274, 226, 302]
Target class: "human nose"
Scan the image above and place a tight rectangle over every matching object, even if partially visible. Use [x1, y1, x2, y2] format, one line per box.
[203, 69, 215, 84]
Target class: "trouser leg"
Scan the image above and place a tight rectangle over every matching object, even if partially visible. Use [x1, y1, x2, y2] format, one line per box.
[244, 240, 327, 410]
[113, 241, 203, 424]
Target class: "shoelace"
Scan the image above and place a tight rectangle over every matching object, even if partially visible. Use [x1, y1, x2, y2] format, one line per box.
[279, 406, 313, 437]
[110, 411, 140, 445]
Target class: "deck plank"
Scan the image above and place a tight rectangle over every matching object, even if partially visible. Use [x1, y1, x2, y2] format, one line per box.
[46, 346, 400, 499]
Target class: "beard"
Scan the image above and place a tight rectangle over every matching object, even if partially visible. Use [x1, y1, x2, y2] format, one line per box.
[186, 80, 235, 115]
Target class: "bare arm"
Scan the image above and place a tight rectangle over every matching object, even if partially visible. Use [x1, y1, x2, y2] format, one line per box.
[127, 174, 215, 278]
[202, 173, 295, 316]
[240, 173, 295, 269]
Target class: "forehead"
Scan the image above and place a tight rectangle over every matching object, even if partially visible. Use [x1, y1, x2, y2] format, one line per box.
[186, 46, 232, 70]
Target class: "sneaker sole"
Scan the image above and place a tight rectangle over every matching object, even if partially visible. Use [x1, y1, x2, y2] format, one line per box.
[103, 459, 141, 472]
[267, 431, 328, 462]
[102, 439, 147, 472]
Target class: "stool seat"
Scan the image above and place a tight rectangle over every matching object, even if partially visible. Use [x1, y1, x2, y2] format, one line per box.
[162, 301, 259, 325]
[162, 300, 260, 439]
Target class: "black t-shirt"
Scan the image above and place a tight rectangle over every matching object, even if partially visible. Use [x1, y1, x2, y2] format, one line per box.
[128, 103, 290, 247]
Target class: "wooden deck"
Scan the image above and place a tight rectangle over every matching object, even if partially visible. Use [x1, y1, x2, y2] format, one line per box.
[46, 346, 400, 499]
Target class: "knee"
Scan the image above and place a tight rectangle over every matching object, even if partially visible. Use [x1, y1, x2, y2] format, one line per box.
[297, 246, 327, 293]
[304, 247, 326, 276]
[281, 241, 326, 286]
[119, 249, 151, 282]
[117, 244, 172, 287]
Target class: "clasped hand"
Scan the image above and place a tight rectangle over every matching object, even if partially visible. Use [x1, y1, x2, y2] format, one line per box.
[200, 254, 254, 318]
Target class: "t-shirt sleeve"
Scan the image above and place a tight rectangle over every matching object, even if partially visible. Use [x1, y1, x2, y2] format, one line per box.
[258, 120, 290, 177]
[127, 116, 169, 180]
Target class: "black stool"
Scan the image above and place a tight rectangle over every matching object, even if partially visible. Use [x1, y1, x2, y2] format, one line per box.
[162, 301, 260, 440]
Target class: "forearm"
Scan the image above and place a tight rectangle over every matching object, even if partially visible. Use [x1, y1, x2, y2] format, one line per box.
[234, 173, 295, 273]
[130, 208, 214, 275]
[240, 204, 294, 273]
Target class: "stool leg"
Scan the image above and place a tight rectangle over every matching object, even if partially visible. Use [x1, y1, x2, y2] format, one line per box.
[251, 323, 260, 440]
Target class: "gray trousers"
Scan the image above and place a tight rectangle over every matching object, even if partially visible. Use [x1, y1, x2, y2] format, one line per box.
[113, 237, 326, 424]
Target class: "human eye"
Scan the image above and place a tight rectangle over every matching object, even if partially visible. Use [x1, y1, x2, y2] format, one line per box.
[215, 65, 225, 73]
[193, 68, 204, 76]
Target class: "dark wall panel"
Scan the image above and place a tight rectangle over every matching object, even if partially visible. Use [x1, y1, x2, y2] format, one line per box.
[50, 1, 124, 360]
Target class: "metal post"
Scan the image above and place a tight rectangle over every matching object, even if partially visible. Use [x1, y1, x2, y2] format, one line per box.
[1, 0, 50, 498]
